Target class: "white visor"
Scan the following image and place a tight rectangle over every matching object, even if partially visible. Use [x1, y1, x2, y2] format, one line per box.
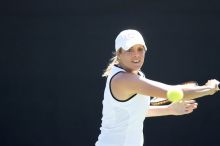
[115, 29, 147, 52]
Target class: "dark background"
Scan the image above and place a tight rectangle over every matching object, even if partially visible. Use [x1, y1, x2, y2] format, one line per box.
[1, 0, 220, 146]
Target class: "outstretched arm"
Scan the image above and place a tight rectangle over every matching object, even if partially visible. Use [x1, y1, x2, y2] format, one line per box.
[146, 100, 198, 117]
[112, 72, 219, 101]
[180, 79, 219, 100]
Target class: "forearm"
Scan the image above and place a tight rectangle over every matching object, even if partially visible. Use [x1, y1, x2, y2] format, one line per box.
[179, 85, 213, 100]
[146, 105, 172, 117]
[130, 76, 217, 100]
[142, 80, 212, 100]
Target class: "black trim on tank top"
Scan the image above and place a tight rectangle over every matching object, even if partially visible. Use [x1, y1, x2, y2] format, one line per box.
[114, 64, 123, 70]
[109, 71, 137, 102]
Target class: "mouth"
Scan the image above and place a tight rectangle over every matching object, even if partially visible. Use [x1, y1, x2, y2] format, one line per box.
[131, 60, 141, 64]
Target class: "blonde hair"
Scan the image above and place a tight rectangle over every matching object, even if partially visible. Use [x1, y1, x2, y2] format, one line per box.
[102, 49, 121, 77]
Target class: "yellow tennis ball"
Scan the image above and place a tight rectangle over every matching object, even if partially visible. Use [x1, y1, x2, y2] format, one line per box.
[167, 88, 184, 102]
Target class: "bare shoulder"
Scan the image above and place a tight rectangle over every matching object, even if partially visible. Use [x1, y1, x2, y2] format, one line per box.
[111, 72, 141, 100]
[111, 72, 170, 99]
[112, 72, 140, 87]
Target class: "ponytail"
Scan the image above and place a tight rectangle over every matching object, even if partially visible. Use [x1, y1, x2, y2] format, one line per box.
[102, 49, 121, 77]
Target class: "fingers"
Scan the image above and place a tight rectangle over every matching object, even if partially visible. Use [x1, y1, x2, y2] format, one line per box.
[171, 100, 198, 116]
[206, 79, 220, 94]
[193, 103, 198, 108]
[182, 100, 198, 115]
[215, 80, 220, 90]
[206, 79, 220, 90]
[212, 79, 220, 90]
[184, 100, 196, 104]
[183, 102, 198, 116]
[182, 100, 198, 109]
[186, 102, 198, 110]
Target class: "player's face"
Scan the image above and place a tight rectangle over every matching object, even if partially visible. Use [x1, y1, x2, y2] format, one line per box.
[117, 44, 146, 74]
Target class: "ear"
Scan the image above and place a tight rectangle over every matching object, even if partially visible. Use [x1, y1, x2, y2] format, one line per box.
[116, 48, 122, 55]
[116, 51, 121, 60]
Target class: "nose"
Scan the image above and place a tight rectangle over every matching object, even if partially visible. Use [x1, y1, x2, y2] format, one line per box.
[132, 50, 140, 57]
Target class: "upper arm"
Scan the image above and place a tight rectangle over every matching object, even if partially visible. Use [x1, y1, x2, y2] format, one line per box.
[112, 72, 172, 100]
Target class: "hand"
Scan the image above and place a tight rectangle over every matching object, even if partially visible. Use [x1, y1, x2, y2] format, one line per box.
[205, 79, 220, 95]
[168, 100, 198, 116]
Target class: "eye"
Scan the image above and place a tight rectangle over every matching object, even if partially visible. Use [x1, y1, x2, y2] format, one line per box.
[138, 47, 145, 52]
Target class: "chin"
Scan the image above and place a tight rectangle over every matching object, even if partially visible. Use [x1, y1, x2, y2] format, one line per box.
[134, 63, 142, 68]
[131, 66, 142, 72]
[125, 63, 142, 72]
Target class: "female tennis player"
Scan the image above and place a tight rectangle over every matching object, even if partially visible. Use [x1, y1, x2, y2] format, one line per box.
[95, 29, 219, 146]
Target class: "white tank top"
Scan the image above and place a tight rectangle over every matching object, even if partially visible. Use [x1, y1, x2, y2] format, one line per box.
[96, 65, 150, 146]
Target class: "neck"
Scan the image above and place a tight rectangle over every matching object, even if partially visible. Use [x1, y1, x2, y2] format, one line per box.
[116, 64, 139, 75]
